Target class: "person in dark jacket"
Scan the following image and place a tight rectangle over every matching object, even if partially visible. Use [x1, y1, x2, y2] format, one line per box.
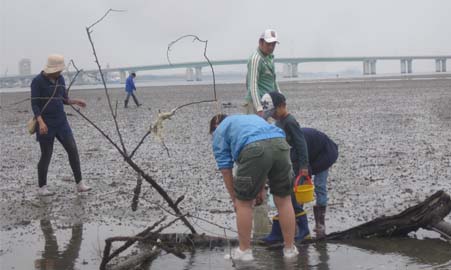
[301, 127, 338, 237]
[124, 72, 141, 108]
[262, 92, 338, 238]
[260, 92, 311, 243]
[31, 54, 91, 196]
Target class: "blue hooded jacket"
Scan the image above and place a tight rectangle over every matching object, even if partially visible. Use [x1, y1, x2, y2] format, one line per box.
[125, 75, 136, 93]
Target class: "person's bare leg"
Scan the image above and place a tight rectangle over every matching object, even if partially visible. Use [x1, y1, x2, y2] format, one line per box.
[274, 195, 295, 248]
[235, 199, 254, 251]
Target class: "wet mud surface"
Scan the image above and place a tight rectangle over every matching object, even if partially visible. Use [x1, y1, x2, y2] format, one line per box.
[1, 77, 451, 269]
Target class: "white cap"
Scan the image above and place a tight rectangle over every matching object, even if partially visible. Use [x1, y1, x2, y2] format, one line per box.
[43, 54, 65, 74]
[260, 29, 279, 43]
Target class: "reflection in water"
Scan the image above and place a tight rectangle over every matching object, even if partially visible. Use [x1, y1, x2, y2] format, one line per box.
[313, 242, 330, 270]
[342, 237, 451, 266]
[34, 220, 83, 270]
[22, 218, 449, 270]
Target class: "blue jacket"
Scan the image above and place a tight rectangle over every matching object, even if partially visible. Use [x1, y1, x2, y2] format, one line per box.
[125, 75, 136, 93]
[301, 128, 338, 174]
[31, 72, 72, 141]
[212, 115, 285, 169]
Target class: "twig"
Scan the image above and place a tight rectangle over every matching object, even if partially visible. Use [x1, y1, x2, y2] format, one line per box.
[69, 105, 125, 156]
[80, 9, 197, 235]
[129, 130, 151, 159]
[87, 9, 126, 30]
[9, 96, 65, 106]
[86, 9, 128, 156]
[153, 214, 187, 235]
[166, 34, 216, 100]
[100, 217, 167, 270]
[65, 59, 82, 95]
[114, 100, 118, 118]
[131, 172, 142, 211]
[187, 213, 237, 234]
[139, 34, 219, 156]
[174, 195, 185, 207]
[71, 95, 197, 233]
[149, 98, 214, 157]
[141, 197, 236, 233]
[100, 215, 188, 269]
[173, 99, 217, 111]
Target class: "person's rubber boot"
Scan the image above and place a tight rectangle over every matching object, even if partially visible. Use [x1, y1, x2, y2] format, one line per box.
[295, 211, 311, 241]
[313, 205, 320, 232]
[124, 99, 128, 108]
[313, 205, 326, 238]
[261, 217, 283, 243]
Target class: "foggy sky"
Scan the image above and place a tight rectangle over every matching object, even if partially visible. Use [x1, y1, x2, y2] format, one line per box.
[1, 0, 450, 75]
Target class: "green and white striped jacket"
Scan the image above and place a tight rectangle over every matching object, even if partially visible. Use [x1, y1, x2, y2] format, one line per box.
[245, 48, 280, 112]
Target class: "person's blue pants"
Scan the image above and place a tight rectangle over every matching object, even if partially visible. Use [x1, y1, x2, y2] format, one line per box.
[125, 92, 140, 107]
[314, 169, 329, 206]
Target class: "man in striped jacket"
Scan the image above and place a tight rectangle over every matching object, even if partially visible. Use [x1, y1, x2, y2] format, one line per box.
[244, 29, 281, 116]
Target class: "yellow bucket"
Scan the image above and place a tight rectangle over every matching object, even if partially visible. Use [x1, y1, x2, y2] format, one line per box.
[293, 175, 315, 203]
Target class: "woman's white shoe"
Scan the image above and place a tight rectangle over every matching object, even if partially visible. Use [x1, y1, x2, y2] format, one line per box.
[77, 181, 91, 192]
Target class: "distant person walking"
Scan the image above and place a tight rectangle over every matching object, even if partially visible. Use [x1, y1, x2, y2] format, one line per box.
[244, 29, 281, 116]
[31, 54, 91, 196]
[124, 72, 141, 108]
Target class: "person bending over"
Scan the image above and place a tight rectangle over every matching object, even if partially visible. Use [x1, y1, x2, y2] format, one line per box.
[210, 114, 299, 260]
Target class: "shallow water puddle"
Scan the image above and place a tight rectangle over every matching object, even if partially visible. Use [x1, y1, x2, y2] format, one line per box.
[1, 221, 451, 269]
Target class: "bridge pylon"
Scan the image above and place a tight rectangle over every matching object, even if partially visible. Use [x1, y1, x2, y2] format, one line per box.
[435, 58, 447, 72]
[185, 68, 194, 81]
[195, 67, 202, 81]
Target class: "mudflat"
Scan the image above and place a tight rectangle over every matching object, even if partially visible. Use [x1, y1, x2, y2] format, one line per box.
[1, 77, 451, 233]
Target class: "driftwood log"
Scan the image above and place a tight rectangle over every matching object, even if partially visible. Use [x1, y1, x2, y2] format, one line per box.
[326, 190, 451, 240]
[141, 190, 451, 246]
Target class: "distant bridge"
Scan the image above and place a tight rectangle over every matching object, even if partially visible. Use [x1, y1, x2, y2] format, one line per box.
[1, 55, 449, 88]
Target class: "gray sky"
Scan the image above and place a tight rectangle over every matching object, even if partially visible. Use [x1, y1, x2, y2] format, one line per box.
[1, 0, 451, 75]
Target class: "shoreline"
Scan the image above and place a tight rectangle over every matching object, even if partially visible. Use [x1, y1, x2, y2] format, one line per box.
[1, 71, 450, 94]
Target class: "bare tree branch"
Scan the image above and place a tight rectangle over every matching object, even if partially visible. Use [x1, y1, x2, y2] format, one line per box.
[129, 130, 151, 159]
[85, 10, 128, 156]
[167, 34, 216, 100]
[87, 9, 126, 30]
[100, 217, 167, 270]
[131, 172, 142, 211]
[69, 105, 125, 156]
[141, 197, 236, 234]
[76, 11, 200, 243]
[70, 102, 197, 233]
[140, 34, 219, 155]
[100, 214, 189, 269]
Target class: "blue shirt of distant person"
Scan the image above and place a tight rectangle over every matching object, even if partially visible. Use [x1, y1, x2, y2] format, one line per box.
[125, 73, 136, 93]
[124, 72, 141, 108]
